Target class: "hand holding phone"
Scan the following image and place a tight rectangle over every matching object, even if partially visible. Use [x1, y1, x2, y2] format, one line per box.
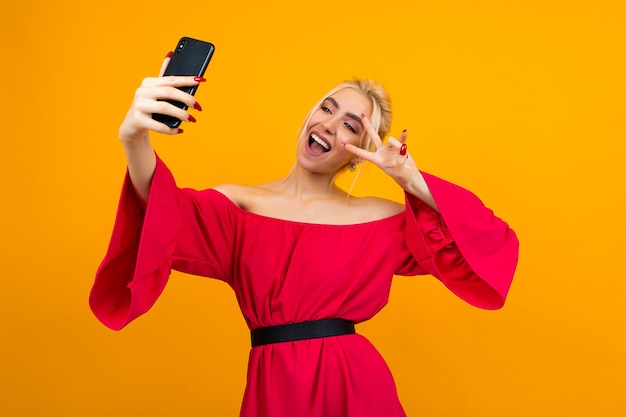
[152, 37, 215, 128]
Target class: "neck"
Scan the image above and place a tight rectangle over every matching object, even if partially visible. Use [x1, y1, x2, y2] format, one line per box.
[271, 164, 344, 201]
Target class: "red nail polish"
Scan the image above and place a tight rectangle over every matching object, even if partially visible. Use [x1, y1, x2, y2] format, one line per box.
[166, 51, 173, 58]
[402, 129, 407, 134]
[177, 128, 184, 134]
[361, 113, 365, 119]
[193, 101, 203, 111]
[188, 114, 197, 123]
[400, 144, 407, 156]
[194, 76, 206, 82]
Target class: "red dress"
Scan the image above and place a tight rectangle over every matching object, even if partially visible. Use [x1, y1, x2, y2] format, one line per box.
[90, 155, 518, 416]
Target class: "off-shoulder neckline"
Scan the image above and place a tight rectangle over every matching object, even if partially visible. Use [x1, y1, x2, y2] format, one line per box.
[207, 189, 406, 227]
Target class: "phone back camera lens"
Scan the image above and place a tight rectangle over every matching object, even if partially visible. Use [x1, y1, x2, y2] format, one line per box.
[177, 40, 186, 53]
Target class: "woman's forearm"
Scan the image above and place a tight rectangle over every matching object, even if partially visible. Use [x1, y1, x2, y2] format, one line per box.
[402, 170, 440, 213]
[121, 135, 157, 204]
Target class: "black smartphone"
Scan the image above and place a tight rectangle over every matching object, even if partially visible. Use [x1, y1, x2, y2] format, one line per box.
[152, 37, 215, 128]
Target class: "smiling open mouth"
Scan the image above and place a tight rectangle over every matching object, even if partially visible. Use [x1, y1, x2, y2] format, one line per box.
[309, 133, 331, 152]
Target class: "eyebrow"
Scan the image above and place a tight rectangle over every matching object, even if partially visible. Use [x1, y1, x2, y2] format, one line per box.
[324, 97, 364, 130]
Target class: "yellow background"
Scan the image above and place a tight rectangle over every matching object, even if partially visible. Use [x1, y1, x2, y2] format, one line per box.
[1, 0, 624, 416]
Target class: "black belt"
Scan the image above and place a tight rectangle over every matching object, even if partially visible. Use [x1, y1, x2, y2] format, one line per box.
[250, 319, 356, 347]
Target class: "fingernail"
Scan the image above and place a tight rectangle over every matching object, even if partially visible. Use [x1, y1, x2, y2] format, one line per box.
[177, 128, 184, 134]
[400, 144, 407, 155]
[402, 129, 407, 134]
[194, 76, 206, 82]
[188, 114, 197, 123]
[193, 101, 203, 111]
[166, 51, 173, 58]
[361, 113, 365, 119]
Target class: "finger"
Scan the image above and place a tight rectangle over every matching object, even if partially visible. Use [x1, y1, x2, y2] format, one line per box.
[361, 114, 384, 149]
[386, 136, 408, 157]
[344, 143, 375, 163]
[387, 130, 408, 152]
[387, 136, 402, 149]
[134, 84, 202, 114]
[136, 98, 196, 124]
[150, 85, 200, 109]
[141, 115, 185, 135]
[142, 75, 204, 89]
[158, 51, 173, 77]
[399, 129, 408, 144]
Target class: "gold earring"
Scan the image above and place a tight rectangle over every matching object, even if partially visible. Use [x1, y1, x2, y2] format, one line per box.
[349, 163, 356, 172]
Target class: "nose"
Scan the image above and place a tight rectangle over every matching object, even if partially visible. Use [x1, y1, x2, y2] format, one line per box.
[321, 115, 337, 135]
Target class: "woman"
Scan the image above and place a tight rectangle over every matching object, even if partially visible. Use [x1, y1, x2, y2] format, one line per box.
[90, 54, 519, 416]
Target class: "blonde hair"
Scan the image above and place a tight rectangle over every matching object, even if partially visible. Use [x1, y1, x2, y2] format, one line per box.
[298, 79, 393, 155]
[294, 79, 393, 195]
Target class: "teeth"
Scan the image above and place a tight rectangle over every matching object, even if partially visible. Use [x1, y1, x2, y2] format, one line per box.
[311, 133, 330, 150]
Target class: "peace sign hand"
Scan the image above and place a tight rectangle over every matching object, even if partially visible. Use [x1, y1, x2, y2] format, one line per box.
[344, 115, 439, 211]
[344, 115, 418, 189]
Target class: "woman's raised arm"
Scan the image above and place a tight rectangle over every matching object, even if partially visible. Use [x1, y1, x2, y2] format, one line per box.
[118, 54, 204, 203]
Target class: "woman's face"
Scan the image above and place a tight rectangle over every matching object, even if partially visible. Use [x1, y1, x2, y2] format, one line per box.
[297, 87, 373, 175]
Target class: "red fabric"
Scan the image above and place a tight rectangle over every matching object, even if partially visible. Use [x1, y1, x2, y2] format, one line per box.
[90, 156, 518, 416]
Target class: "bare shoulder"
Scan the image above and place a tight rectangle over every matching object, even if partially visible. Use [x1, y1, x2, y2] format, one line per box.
[212, 183, 262, 208]
[212, 183, 246, 203]
[350, 196, 405, 221]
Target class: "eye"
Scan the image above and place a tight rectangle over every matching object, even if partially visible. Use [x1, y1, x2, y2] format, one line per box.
[321, 106, 332, 114]
[344, 122, 356, 133]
